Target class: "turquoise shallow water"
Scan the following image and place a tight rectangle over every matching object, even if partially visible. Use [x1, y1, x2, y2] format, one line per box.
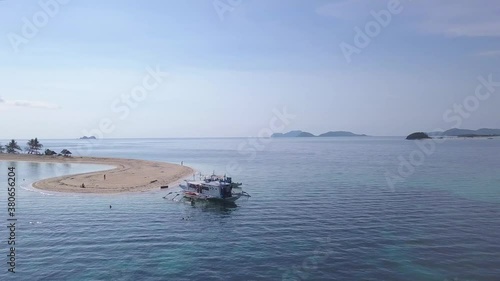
[0, 137, 499, 280]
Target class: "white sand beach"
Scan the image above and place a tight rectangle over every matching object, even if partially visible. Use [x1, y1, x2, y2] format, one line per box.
[0, 154, 193, 194]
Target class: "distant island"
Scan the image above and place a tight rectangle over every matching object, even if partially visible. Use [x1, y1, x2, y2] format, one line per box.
[80, 136, 97, 140]
[406, 132, 431, 140]
[297, 132, 315, 137]
[406, 128, 500, 140]
[427, 128, 500, 138]
[272, 130, 367, 138]
[319, 131, 367, 137]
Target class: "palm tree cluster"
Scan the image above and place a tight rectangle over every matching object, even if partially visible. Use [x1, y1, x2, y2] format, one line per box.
[2, 140, 21, 154]
[26, 138, 43, 154]
[0, 139, 72, 157]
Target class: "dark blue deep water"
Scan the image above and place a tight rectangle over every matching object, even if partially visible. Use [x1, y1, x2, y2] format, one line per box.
[0, 137, 499, 281]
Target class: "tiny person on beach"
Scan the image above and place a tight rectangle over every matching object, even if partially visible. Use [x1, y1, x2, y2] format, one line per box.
[104, 174, 106, 180]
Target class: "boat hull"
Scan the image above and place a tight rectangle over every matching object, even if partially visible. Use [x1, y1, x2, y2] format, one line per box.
[183, 191, 241, 202]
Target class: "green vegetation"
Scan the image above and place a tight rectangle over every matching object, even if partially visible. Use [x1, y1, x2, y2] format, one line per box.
[26, 138, 43, 154]
[5, 139, 21, 154]
[0, 138, 72, 157]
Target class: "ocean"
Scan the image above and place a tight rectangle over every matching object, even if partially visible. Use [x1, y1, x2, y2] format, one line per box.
[0, 137, 499, 281]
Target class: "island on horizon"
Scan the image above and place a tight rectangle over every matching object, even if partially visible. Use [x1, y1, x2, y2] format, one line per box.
[272, 130, 367, 138]
[406, 132, 431, 140]
[407, 128, 500, 140]
[428, 128, 500, 138]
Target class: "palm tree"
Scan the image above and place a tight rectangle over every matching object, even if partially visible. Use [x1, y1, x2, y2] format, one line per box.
[26, 139, 35, 154]
[26, 138, 43, 154]
[5, 140, 21, 154]
[33, 138, 43, 154]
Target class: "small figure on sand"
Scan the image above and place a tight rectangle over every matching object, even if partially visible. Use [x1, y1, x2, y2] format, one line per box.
[81, 183, 85, 188]
[104, 174, 106, 180]
[181, 161, 183, 166]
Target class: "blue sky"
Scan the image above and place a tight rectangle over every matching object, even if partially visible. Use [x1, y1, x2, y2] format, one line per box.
[0, 0, 499, 138]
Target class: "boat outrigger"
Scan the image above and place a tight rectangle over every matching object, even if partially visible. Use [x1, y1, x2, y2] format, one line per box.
[179, 174, 249, 203]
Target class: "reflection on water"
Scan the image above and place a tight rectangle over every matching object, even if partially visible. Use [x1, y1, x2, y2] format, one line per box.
[7, 161, 17, 169]
[188, 198, 238, 210]
[28, 162, 40, 178]
[45, 162, 56, 175]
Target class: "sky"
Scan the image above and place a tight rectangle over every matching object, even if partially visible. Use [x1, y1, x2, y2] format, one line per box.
[0, 0, 499, 138]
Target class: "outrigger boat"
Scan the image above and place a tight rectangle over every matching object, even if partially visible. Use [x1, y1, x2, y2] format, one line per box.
[179, 174, 249, 203]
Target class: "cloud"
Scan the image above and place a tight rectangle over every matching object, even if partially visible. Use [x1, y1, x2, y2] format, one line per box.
[316, 0, 372, 21]
[0, 98, 61, 109]
[317, 0, 500, 37]
[473, 50, 500, 57]
[406, 0, 500, 37]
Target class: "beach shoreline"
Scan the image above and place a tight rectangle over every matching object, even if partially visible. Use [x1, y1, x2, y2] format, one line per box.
[0, 154, 194, 194]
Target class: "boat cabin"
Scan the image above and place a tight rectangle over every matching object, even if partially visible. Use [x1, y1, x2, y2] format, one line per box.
[186, 181, 233, 199]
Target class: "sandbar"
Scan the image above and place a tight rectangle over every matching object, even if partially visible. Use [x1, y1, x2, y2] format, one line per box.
[0, 153, 193, 194]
